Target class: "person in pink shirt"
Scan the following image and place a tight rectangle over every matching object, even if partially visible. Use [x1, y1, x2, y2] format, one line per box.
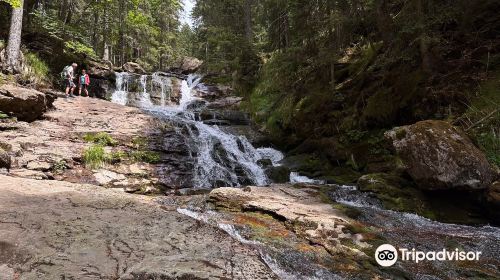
[78, 69, 90, 97]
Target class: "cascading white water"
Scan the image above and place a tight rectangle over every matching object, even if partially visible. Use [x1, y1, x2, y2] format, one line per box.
[152, 72, 172, 107]
[140, 75, 153, 107]
[111, 72, 284, 188]
[112, 72, 130, 105]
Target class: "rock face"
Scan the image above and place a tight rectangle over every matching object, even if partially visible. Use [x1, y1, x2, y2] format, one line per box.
[122, 62, 146, 74]
[209, 186, 360, 255]
[87, 60, 114, 79]
[0, 85, 54, 122]
[0, 148, 11, 170]
[86, 60, 115, 99]
[0, 175, 275, 279]
[385, 120, 496, 190]
[172, 56, 203, 74]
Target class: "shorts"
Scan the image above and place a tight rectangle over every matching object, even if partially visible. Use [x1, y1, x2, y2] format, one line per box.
[65, 79, 75, 88]
[79, 84, 88, 90]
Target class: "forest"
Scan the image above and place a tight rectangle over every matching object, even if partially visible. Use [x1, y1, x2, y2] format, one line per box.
[0, 0, 499, 279]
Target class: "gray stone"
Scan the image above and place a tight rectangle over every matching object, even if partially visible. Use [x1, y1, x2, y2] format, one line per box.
[385, 120, 497, 190]
[0, 85, 54, 122]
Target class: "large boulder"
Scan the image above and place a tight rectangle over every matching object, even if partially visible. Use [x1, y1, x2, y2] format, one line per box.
[385, 120, 496, 190]
[0, 85, 54, 122]
[122, 62, 146, 74]
[171, 57, 203, 74]
[87, 60, 114, 79]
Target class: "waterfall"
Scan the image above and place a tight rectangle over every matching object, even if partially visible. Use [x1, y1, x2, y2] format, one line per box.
[111, 72, 284, 189]
[152, 72, 172, 107]
[112, 72, 130, 105]
[140, 75, 153, 106]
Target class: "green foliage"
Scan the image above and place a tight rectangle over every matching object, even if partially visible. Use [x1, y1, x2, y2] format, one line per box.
[21, 52, 51, 86]
[1, 0, 21, 8]
[83, 132, 117, 146]
[52, 160, 68, 174]
[0, 40, 4, 50]
[477, 132, 500, 167]
[130, 151, 161, 164]
[0, 111, 9, 119]
[64, 41, 97, 60]
[83, 145, 108, 169]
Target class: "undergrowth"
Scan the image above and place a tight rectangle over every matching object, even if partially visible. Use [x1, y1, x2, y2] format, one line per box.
[83, 145, 107, 169]
[83, 132, 118, 146]
[19, 52, 51, 87]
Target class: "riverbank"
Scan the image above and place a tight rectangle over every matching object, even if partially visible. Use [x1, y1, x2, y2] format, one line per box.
[0, 85, 499, 279]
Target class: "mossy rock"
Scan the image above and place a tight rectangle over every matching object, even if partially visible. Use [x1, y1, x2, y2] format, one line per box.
[357, 173, 436, 219]
[265, 166, 290, 183]
[358, 173, 493, 225]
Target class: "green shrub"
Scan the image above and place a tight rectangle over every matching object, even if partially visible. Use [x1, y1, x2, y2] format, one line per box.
[64, 41, 97, 60]
[83, 145, 108, 169]
[83, 132, 117, 146]
[20, 52, 51, 86]
[0, 111, 8, 119]
[477, 132, 500, 167]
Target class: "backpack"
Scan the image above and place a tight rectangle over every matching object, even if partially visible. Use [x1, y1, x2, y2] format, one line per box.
[60, 66, 71, 80]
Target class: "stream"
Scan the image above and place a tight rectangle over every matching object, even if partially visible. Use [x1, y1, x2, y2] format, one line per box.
[110, 72, 500, 279]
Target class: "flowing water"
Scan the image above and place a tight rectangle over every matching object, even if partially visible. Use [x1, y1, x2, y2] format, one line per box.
[112, 72, 284, 189]
[111, 72, 500, 279]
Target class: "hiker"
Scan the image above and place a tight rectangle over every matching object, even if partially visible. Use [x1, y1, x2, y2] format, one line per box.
[62, 63, 78, 98]
[78, 69, 90, 97]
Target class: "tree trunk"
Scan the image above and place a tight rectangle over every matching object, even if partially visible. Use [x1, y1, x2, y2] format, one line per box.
[5, 0, 25, 73]
[244, 0, 253, 43]
[102, 5, 110, 61]
[118, 0, 126, 65]
[91, 8, 99, 52]
[416, 0, 432, 73]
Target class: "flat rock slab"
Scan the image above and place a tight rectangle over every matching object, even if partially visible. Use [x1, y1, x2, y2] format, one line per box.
[0, 175, 275, 279]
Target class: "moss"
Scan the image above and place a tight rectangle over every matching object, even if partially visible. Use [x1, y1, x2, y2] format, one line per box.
[394, 127, 407, 140]
[83, 132, 117, 146]
[131, 136, 148, 149]
[358, 173, 436, 219]
[130, 151, 161, 164]
[476, 132, 500, 167]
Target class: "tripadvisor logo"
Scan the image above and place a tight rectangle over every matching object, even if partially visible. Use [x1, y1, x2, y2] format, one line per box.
[374, 244, 482, 267]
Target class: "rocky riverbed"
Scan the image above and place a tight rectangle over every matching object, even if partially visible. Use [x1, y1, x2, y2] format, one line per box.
[0, 85, 499, 280]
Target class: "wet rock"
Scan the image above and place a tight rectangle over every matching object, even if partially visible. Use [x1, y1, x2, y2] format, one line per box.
[357, 173, 429, 214]
[0, 85, 54, 122]
[220, 125, 270, 147]
[122, 62, 146, 74]
[88, 78, 113, 99]
[209, 186, 367, 256]
[385, 120, 496, 190]
[265, 166, 290, 183]
[199, 109, 250, 125]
